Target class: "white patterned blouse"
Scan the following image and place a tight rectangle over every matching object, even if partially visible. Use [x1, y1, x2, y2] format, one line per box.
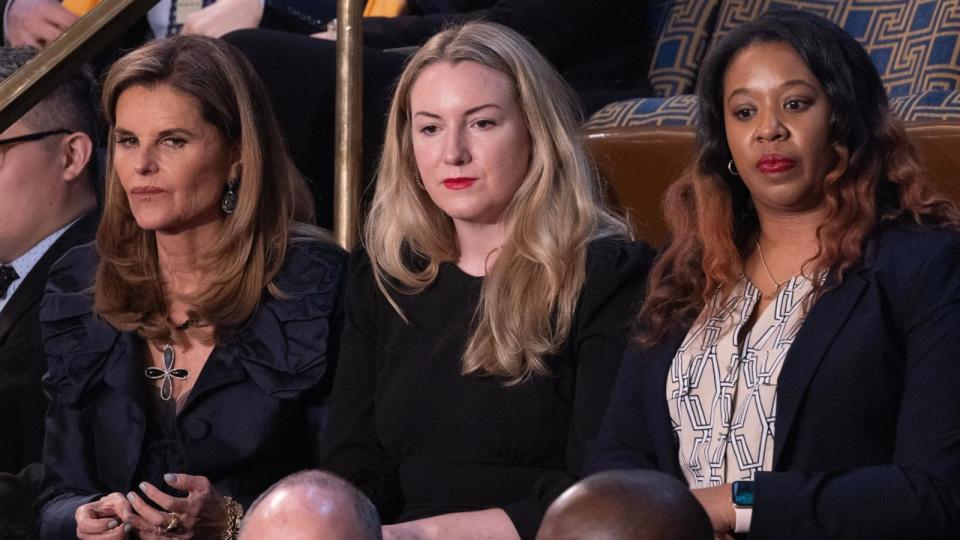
[666, 275, 816, 488]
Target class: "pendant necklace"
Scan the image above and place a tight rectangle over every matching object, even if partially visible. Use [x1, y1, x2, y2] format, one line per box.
[144, 318, 195, 401]
[755, 240, 788, 299]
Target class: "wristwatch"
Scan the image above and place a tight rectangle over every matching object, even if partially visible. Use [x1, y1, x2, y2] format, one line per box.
[731, 480, 754, 533]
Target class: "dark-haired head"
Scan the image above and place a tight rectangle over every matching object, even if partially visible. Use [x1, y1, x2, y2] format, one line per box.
[636, 10, 960, 345]
[696, 10, 886, 188]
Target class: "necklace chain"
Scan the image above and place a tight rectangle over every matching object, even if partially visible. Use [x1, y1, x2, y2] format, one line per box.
[755, 240, 788, 291]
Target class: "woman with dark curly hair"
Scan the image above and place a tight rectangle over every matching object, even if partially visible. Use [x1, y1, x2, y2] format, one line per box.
[590, 10, 960, 539]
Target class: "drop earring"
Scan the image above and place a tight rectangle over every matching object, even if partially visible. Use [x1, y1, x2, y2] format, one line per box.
[221, 177, 238, 214]
[727, 160, 739, 176]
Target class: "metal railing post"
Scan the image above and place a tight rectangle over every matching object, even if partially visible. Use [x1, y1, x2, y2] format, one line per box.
[334, 0, 364, 250]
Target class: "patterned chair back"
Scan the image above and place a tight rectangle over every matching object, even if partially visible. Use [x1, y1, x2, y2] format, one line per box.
[644, 0, 722, 97]
[710, 1, 960, 98]
[587, 0, 960, 128]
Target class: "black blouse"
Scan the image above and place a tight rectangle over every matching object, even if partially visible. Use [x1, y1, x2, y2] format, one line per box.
[322, 238, 654, 539]
[37, 237, 346, 538]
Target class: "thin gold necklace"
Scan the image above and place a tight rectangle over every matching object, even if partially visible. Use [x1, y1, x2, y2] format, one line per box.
[755, 240, 788, 292]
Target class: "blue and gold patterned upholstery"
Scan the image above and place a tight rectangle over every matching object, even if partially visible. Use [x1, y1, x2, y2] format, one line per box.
[645, 0, 722, 96]
[586, 0, 960, 130]
[585, 95, 699, 129]
[892, 89, 960, 120]
[711, 1, 960, 98]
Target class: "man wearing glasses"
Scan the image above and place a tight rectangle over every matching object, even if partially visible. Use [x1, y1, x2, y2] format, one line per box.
[0, 46, 98, 537]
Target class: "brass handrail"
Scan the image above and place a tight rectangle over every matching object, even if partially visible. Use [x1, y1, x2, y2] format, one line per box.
[0, 0, 157, 132]
[334, 0, 363, 250]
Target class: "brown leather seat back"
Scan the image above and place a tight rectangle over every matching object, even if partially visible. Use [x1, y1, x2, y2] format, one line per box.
[585, 121, 960, 246]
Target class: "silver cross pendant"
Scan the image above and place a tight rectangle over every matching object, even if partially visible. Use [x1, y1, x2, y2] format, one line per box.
[145, 344, 190, 401]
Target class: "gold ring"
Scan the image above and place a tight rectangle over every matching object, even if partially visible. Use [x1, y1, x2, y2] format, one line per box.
[165, 512, 180, 533]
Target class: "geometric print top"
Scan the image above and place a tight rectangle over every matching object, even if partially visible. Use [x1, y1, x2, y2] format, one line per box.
[666, 275, 815, 488]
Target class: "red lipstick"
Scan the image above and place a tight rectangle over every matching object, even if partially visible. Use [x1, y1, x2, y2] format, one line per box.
[442, 177, 477, 190]
[756, 155, 796, 173]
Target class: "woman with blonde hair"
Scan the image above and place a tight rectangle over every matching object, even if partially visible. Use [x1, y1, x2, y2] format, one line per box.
[322, 21, 653, 539]
[39, 36, 345, 539]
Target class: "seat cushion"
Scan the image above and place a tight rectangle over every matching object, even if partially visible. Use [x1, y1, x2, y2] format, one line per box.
[891, 89, 960, 121]
[584, 95, 700, 129]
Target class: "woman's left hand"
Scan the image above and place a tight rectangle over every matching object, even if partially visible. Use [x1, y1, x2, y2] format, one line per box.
[691, 484, 736, 535]
[123, 473, 228, 539]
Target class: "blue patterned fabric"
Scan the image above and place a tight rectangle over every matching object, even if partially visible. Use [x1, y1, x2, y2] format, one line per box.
[710, 1, 960, 98]
[645, 0, 722, 96]
[585, 89, 960, 129]
[587, 0, 960, 129]
[891, 89, 960, 121]
[584, 95, 699, 129]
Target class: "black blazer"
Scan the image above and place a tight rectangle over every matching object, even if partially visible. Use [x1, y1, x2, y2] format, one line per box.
[37, 237, 346, 539]
[590, 224, 960, 539]
[0, 213, 97, 474]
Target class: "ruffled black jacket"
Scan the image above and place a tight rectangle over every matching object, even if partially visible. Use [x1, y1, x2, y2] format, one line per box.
[37, 237, 346, 538]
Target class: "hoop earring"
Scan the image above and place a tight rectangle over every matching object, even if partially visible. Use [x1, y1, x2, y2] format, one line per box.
[221, 177, 239, 214]
[727, 160, 739, 176]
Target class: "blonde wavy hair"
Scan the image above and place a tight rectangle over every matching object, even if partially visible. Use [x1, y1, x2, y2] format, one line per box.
[95, 36, 318, 344]
[365, 22, 631, 384]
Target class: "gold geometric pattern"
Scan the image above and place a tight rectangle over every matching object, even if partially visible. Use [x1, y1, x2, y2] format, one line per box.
[647, 0, 722, 96]
[711, 1, 960, 97]
[585, 1, 960, 129]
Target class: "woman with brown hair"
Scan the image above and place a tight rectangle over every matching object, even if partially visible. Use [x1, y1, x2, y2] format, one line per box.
[38, 36, 345, 539]
[590, 10, 960, 539]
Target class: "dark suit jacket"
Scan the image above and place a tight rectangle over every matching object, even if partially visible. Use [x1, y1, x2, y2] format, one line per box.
[590, 224, 960, 539]
[0, 463, 44, 539]
[37, 237, 346, 539]
[0, 213, 97, 474]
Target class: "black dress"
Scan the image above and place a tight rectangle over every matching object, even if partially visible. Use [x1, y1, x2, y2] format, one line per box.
[322, 238, 654, 539]
[38, 237, 346, 538]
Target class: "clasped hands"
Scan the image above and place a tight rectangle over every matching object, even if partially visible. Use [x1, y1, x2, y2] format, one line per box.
[75, 473, 227, 539]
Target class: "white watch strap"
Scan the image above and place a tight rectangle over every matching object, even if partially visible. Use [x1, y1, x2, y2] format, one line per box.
[734, 506, 753, 533]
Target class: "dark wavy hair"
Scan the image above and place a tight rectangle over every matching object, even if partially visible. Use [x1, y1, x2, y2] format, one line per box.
[636, 9, 960, 345]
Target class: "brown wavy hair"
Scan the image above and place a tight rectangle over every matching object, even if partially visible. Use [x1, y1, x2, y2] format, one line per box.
[94, 36, 317, 344]
[636, 10, 960, 346]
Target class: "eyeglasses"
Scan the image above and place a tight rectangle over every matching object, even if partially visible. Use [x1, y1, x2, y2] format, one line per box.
[0, 129, 72, 168]
[0, 129, 72, 147]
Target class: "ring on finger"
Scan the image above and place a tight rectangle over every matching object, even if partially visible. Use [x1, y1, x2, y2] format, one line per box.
[164, 511, 181, 533]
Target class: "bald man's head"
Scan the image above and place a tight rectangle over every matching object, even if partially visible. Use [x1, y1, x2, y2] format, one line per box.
[240, 470, 381, 540]
[536, 470, 712, 540]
